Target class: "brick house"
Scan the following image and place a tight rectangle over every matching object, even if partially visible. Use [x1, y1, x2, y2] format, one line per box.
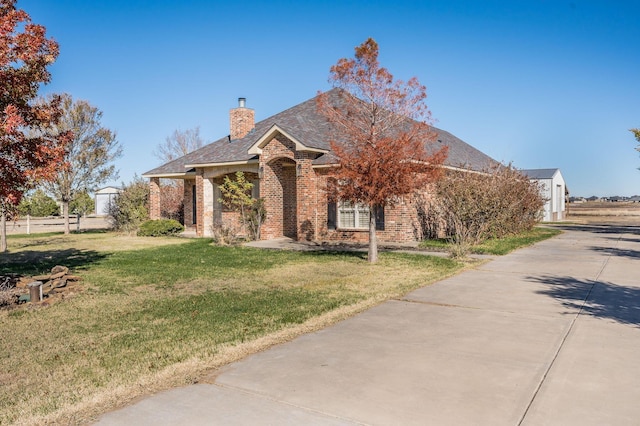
[143, 89, 497, 243]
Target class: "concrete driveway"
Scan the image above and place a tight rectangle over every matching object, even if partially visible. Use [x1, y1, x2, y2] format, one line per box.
[96, 224, 640, 425]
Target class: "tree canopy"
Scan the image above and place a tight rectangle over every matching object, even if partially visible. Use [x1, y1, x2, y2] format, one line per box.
[1, 0, 70, 251]
[42, 94, 122, 234]
[317, 38, 447, 262]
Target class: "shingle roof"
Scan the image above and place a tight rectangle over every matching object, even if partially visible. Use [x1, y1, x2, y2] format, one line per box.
[521, 169, 560, 179]
[143, 89, 498, 177]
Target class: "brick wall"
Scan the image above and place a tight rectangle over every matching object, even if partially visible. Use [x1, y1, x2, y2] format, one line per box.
[230, 106, 255, 140]
[195, 173, 204, 236]
[258, 135, 322, 240]
[315, 169, 422, 243]
[149, 177, 161, 220]
[183, 179, 195, 228]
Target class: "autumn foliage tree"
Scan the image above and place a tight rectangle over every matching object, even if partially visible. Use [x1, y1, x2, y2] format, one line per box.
[318, 38, 447, 262]
[0, 0, 70, 252]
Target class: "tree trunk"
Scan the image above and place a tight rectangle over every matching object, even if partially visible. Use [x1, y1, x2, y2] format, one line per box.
[63, 200, 70, 235]
[368, 208, 378, 263]
[1, 210, 7, 253]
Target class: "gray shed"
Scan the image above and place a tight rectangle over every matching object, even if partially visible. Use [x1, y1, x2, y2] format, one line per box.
[522, 169, 567, 221]
[94, 186, 122, 216]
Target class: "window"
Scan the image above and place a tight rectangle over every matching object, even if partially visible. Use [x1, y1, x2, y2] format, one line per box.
[252, 179, 260, 199]
[338, 202, 369, 229]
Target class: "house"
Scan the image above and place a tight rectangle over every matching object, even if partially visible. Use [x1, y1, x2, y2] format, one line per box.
[143, 90, 497, 243]
[94, 186, 122, 216]
[521, 169, 567, 221]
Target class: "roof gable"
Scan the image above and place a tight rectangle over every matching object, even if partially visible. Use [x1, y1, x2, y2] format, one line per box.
[247, 124, 329, 156]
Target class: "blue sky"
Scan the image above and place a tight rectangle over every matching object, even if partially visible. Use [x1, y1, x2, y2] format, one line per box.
[28, 0, 640, 197]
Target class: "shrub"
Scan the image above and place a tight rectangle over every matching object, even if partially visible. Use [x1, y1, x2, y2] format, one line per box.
[210, 222, 240, 245]
[108, 176, 149, 234]
[137, 219, 184, 237]
[417, 164, 544, 257]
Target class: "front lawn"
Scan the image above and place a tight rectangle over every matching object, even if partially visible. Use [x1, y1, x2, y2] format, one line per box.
[0, 232, 467, 425]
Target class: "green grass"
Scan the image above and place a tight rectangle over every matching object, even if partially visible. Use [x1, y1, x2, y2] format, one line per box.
[472, 227, 562, 255]
[420, 226, 562, 256]
[0, 233, 466, 425]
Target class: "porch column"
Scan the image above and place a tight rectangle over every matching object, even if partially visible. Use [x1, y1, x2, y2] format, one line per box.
[195, 173, 204, 236]
[295, 155, 316, 241]
[149, 177, 161, 220]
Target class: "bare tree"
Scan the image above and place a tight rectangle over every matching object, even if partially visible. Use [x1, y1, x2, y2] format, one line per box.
[42, 94, 122, 234]
[154, 127, 204, 163]
[153, 127, 205, 221]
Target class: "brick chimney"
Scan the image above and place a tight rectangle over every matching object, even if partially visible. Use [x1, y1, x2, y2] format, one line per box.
[229, 97, 254, 140]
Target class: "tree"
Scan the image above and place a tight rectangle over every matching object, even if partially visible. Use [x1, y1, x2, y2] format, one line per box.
[70, 190, 93, 217]
[154, 127, 204, 163]
[17, 189, 59, 217]
[219, 171, 266, 240]
[41, 94, 122, 234]
[317, 38, 447, 263]
[0, 0, 70, 252]
[107, 176, 148, 234]
[154, 127, 204, 222]
[632, 128, 640, 168]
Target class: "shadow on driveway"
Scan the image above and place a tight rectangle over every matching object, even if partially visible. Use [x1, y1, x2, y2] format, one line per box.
[529, 274, 640, 328]
[553, 223, 640, 235]
[589, 245, 640, 259]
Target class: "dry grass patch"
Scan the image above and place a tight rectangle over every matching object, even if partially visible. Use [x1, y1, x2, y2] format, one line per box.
[0, 234, 470, 425]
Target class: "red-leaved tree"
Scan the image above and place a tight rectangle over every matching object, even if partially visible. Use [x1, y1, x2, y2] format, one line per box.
[318, 38, 448, 262]
[0, 0, 70, 252]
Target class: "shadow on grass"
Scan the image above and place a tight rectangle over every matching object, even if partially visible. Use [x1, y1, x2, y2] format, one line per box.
[298, 249, 368, 260]
[0, 248, 107, 276]
[529, 274, 640, 327]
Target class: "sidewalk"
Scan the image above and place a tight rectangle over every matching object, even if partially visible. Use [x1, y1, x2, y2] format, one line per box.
[96, 225, 640, 425]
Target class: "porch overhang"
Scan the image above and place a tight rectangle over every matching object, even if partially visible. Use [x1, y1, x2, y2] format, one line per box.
[142, 168, 196, 179]
[184, 159, 260, 169]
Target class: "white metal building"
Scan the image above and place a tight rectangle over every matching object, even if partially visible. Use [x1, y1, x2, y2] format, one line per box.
[522, 169, 567, 222]
[94, 186, 122, 216]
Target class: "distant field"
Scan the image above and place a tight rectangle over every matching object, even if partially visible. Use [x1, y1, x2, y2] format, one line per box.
[567, 201, 640, 224]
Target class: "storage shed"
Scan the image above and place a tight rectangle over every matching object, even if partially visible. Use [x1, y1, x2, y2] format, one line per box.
[94, 186, 122, 216]
[522, 169, 567, 222]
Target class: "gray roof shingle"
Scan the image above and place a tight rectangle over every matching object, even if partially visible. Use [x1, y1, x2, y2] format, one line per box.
[143, 89, 498, 177]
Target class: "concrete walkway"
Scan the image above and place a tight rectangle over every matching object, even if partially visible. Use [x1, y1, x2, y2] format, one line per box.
[96, 224, 640, 425]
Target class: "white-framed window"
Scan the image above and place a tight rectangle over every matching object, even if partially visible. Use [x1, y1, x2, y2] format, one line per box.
[338, 201, 369, 229]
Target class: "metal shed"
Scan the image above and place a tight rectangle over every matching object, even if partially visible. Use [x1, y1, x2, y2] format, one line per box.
[522, 169, 567, 222]
[94, 186, 122, 216]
